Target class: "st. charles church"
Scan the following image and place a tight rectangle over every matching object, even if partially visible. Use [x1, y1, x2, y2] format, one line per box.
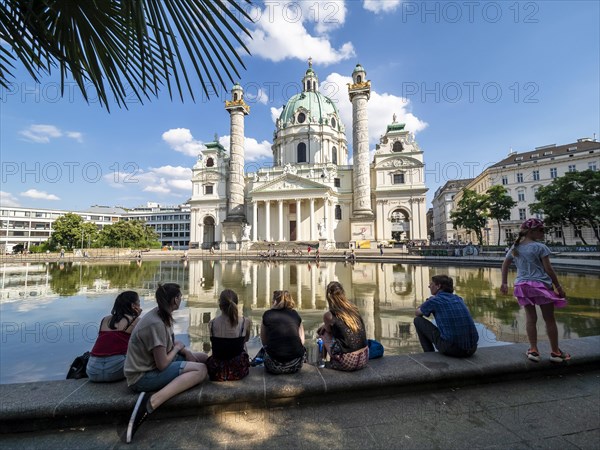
[189, 62, 427, 249]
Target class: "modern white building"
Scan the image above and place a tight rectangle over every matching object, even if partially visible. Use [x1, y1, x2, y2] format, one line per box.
[123, 203, 191, 249]
[0, 203, 191, 253]
[449, 138, 599, 245]
[189, 62, 428, 249]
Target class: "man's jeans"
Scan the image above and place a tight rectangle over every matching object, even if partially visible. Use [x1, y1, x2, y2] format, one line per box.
[413, 316, 476, 357]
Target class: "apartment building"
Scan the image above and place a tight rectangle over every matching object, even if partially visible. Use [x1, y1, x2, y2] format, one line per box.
[431, 178, 473, 243]
[449, 138, 599, 245]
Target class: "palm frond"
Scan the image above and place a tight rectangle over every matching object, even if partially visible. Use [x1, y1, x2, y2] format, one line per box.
[0, 0, 253, 110]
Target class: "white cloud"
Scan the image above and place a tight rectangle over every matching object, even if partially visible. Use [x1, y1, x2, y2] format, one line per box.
[320, 72, 428, 150]
[66, 131, 84, 143]
[19, 124, 61, 143]
[246, 87, 269, 105]
[245, 2, 354, 65]
[162, 128, 205, 157]
[20, 189, 60, 200]
[104, 165, 193, 197]
[0, 191, 20, 207]
[19, 124, 83, 143]
[218, 135, 272, 162]
[143, 185, 170, 194]
[271, 106, 283, 123]
[363, 0, 402, 13]
[168, 179, 193, 191]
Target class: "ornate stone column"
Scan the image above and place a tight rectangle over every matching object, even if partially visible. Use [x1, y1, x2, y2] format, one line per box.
[348, 64, 373, 219]
[224, 83, 250, 221]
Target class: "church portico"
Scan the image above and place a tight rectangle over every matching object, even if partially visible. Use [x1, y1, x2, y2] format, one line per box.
[249, 194, 336, 244]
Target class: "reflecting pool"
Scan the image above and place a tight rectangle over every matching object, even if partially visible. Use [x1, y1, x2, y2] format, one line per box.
[1, 259, 599, 384]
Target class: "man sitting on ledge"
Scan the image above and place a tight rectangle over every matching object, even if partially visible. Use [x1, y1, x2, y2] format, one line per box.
[414, 275, 478, 357]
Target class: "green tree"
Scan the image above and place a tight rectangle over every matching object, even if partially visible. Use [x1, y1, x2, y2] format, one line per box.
[0, 0, 252, 110]
[99, 220, 159, 248]
[530, 170, 600, 244]
[450, 189, 488, 244]
[49, 213, 86, 250]
[485, 185, 517, 246]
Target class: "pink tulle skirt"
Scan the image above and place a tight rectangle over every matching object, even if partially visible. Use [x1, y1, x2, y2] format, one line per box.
[514, 281, 568, 308]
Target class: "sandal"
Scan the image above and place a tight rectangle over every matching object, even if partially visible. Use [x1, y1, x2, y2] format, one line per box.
[549, 350, 571, 363]
[526, 349, 541, 362]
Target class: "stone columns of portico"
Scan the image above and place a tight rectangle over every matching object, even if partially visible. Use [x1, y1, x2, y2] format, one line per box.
[252, 201, 258, 242]
[265, 201, 271, 241]
[278, 200, 284, 241]
[329, 200, 335, 242]
[309, 198, 315, 241]
[296, 199, 302, 241]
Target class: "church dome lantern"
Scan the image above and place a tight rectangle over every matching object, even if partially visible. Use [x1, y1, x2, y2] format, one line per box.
[352, 64, 366, 84]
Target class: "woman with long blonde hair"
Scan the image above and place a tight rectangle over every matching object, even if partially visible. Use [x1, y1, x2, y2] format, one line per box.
[317, 281, 368, 371]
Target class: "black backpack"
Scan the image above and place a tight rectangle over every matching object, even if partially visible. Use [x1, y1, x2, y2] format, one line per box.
[66, 351, 90, 379]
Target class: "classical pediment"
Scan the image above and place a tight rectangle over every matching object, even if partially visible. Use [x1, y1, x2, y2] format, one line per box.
[374, 156, 423, 169]
[251, 173, 329, 194]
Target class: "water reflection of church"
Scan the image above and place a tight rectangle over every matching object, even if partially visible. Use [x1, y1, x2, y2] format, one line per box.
[189, 62, 428, 250]
[185, 259, 433, 354]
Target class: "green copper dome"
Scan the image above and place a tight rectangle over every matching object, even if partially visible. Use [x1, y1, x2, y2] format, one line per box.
[279, 91, 342, 128]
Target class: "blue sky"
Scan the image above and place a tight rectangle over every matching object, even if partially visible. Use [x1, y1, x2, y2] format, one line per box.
[1, 0, 599, 211]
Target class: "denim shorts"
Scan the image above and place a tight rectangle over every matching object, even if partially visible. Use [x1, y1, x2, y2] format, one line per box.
[130, 355, 187, 392]
[87, 354, 126, 382]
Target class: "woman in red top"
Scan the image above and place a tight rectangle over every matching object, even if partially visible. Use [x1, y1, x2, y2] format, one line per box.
[87, 291, 142, 382]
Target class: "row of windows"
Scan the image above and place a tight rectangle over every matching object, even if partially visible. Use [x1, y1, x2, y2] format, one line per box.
[1, 210, 62, 218]
[132, 214, 190, 221]
[153, 224, 190, 231]
[501, 162, 597, 185]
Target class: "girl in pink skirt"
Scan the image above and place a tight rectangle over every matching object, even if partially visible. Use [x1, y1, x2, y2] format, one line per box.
[501, 218, 570, 363]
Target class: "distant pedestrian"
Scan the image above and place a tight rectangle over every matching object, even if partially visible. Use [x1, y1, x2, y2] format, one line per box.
[414, 275, 478, 357]
[501, 218, 569, 363]
[379, 243, 384, 256]
[307, 245, 312, 255]
[60, 248, 65, 259]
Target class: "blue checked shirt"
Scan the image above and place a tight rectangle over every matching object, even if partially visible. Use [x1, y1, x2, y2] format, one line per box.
[418, 291, 479, 350]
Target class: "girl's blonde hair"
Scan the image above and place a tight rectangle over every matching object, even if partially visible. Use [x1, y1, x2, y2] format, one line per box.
[326, 281, 362, 333]
[272, 290, 296, 309]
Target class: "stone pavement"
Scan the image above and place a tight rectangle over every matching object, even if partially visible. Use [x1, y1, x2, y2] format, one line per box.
[0, 336, 599, 449]
[0, 369, 598, 449]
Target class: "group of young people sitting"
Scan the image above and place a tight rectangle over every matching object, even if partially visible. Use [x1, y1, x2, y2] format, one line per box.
[85, 280, 369, 443]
